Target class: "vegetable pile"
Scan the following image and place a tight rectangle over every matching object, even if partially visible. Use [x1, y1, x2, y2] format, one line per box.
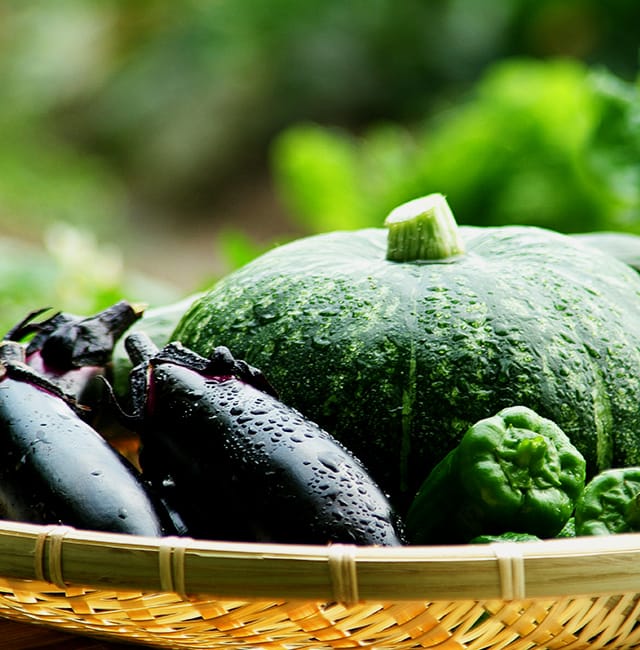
[0, 308, 171, 537]
[173, 194, 640, 509]
[4, 193, 640, 546]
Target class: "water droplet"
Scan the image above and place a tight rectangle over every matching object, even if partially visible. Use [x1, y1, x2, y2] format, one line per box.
[312, 335, 331, 348]
[253, 303, 279, 324]
[318, 307, 340, 317]
[319, 454, 345, 475]
[182, 387, 204, 401]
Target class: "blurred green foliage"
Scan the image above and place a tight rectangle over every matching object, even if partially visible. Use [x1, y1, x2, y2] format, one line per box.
[1, 0, 638, 234]
[272, 59, 640, 235]
[0, 0, 639, 326]
[0, 224, 178, 333]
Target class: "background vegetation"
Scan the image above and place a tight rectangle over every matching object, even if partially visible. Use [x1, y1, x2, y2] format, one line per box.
[1, 0, 639, 331]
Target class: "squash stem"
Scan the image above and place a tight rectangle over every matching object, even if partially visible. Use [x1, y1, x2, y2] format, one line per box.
[385, 193, 465, 262]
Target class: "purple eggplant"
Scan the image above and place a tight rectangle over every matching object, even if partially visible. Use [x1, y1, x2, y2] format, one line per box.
[5, 301, 143, 411]
[123, 333, 404, 546]
[0, 340, 173, 536]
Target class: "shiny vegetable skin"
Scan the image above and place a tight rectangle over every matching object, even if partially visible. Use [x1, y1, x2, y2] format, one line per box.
[575, 467, 640, 536]
[125, 333, 404, 546]
[0, 341, 167, 536]
[406, 406, 586, 544]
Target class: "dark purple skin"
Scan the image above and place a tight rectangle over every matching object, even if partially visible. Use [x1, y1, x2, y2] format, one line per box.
[0, 340, 172, 536]
[4, 301, 142, 410]
[124, 333, 405, 546]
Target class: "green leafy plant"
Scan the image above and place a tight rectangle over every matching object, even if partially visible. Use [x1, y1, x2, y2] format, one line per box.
[272, 58, 640, 236]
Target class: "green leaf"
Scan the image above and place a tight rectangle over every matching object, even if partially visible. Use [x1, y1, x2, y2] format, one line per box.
[271, 124, 371, 232]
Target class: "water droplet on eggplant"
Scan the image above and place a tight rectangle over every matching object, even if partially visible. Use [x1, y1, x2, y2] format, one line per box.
[318, 452, 343, 473]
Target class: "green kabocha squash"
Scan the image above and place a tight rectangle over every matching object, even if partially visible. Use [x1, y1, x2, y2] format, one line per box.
[173, 194, 640, 509]
[570, 232, 640, 274]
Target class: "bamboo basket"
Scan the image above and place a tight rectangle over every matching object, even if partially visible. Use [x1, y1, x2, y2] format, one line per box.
[0, 522, 640, 649]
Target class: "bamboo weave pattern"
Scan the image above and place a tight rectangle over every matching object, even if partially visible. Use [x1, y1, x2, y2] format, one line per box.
[0, 522, 639, 649]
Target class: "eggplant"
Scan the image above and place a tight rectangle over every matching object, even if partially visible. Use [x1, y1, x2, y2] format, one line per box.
[123, 333, 404, 546]
[5, 301, 143, 411]
[0, 340, 172, 536]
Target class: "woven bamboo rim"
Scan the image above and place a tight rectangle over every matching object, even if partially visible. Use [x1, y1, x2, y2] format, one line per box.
[1, 520, 640, 649]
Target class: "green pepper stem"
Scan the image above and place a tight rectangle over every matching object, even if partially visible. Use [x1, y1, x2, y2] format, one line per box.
[385, 193, 466, 262]
[514, 435, 548, 469]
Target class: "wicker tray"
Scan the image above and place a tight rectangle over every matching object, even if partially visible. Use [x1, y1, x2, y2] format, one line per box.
[1, 520, 640, 650]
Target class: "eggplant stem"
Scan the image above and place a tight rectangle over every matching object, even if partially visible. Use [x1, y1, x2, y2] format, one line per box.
[125, 332, 160, 367]
[3, 307, 56, 342]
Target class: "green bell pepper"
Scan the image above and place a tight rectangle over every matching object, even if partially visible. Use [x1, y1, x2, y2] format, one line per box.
[556, 517, 576, 538]
[406, 406, 586, 544]
[575, 467, 640, 536]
